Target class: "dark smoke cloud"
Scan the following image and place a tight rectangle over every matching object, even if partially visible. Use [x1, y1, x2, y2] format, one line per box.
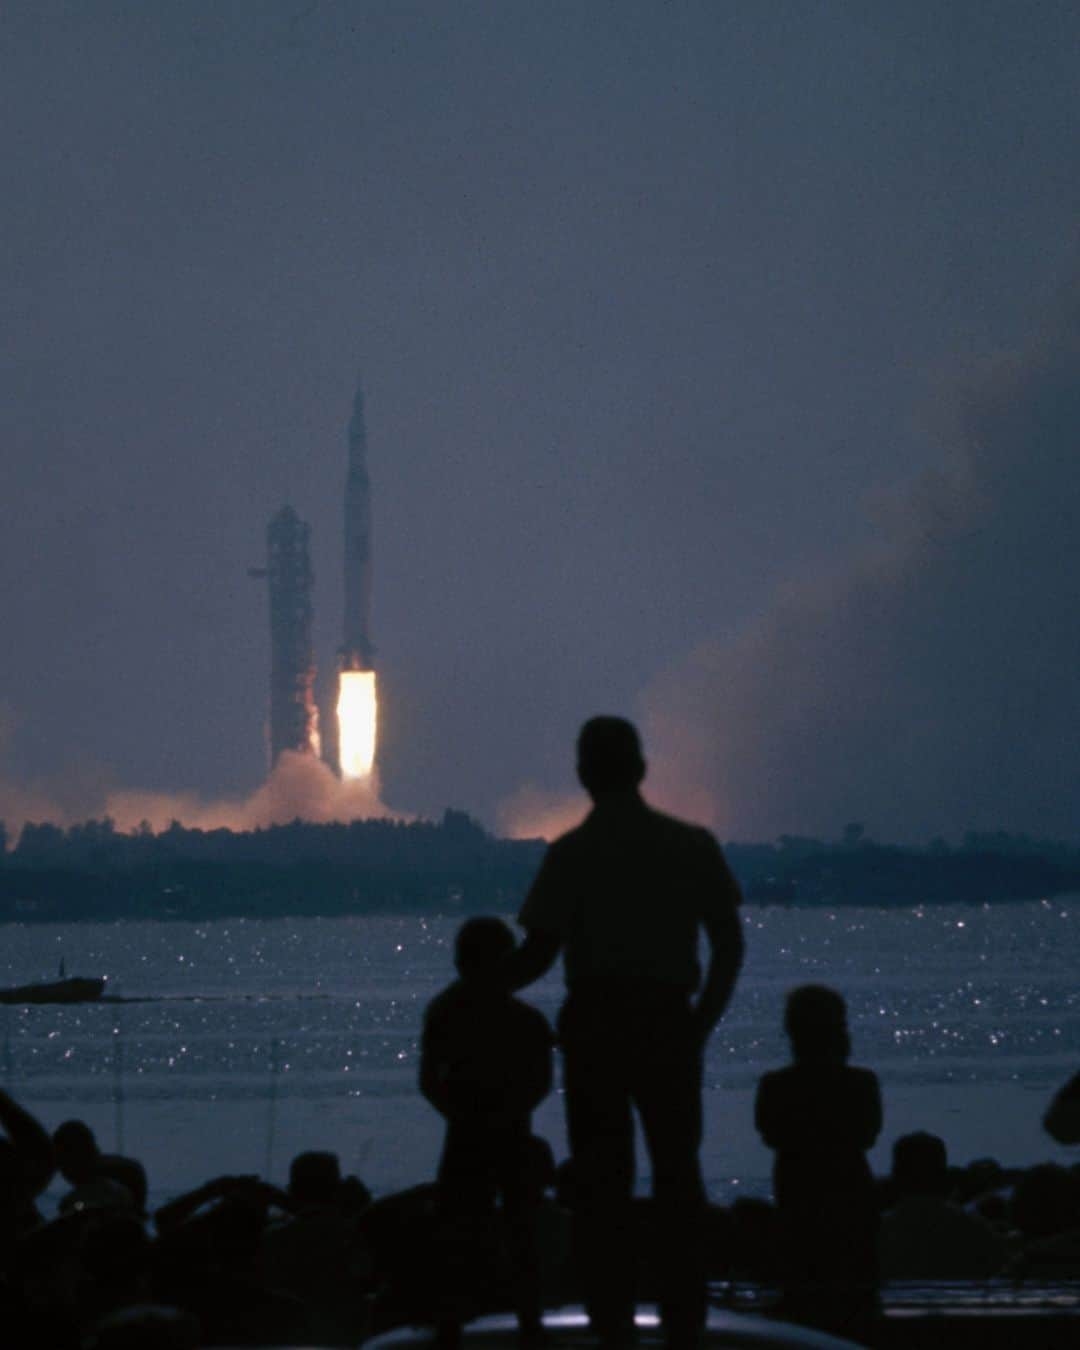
[642, 289, 1080, 844]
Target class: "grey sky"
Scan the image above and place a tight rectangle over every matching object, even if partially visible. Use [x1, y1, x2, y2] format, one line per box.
[2, 2, 1079, 839]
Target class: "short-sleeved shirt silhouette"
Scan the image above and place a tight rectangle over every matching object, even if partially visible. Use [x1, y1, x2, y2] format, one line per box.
[422, 982, 552, 1122]
[518, 795, 741, 992]
[755, 1062, 882, 1200]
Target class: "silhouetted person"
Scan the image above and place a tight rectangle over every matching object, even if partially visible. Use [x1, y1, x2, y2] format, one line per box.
[153, 1173, 306, 1344]
[878, 1131, 1005, 1279]
[260, 1150, 374, 1343]
[506, 716, 744, 1350]
[1045, 1069, 1080, 1144]
[0, 1087, 55, 1261]
[421, 916, 553, 1343]
[755, 985, 881, 1334]
[1007, 1162, 1080, 1278]
[53, 1119, 147, 1214]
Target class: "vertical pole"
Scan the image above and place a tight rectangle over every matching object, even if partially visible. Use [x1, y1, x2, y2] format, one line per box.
[265, 1038, 280, 1180]
[113, 1020, 125, 1154]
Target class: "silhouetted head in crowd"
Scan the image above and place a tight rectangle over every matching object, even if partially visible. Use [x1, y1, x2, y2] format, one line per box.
[454, 916, 516, 984]
[288, 1150, 341, 1209]
[958, 1156, 1006, 1203]
[576, 716, 646, 799]
[784, 984, 851, 1064]
[54, 1119, 100, 1184]
[1010, 1162, 1080, 1238]
[891, 1132, 950, 1199]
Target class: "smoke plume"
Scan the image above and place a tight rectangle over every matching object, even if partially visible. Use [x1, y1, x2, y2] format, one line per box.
[496, 783, 588, 842]
[639, 289, 1080, 843]
[104, 752, 400, 833]
[0, 751, 400, 845]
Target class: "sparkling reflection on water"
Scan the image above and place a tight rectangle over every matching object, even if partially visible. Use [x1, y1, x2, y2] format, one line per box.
[0, 903, 1075, 1199]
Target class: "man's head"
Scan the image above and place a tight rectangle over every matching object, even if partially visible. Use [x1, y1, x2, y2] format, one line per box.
[576, 717, 646, 799]
[53, 1118, 100, 1183]
[454, 916, 516, 982]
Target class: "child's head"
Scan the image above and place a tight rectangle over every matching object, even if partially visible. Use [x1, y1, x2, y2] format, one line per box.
[288, 1150, 342, 1208]
[783, 984, 851, 1063]
[891, 1131, 949, 1198]
[454, 916, 516, 982]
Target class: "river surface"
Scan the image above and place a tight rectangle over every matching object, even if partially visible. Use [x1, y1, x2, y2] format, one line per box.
[0, 902, 1076, 1209]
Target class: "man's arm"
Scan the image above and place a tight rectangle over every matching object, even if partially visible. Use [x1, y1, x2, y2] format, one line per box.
[0, 1088, 54, 1197]
[418, 1005, 451, 1116]
[859, 1071, 884, 1149]
[691, 902, 744, 1044]
[1044, 1069, 1080, 1144]
[505, 838, 570, 991]
[154, 1175, 290, 1233]
[502, 928, 562, 992]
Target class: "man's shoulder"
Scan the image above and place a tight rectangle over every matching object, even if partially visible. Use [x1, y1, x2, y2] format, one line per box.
[643, 805, 718, 847]
[634, 805, 733, 877]
[544, 820, 590, 855]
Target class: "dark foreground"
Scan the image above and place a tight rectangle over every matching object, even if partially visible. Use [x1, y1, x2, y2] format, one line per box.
[366, 1296, 1080, 1350]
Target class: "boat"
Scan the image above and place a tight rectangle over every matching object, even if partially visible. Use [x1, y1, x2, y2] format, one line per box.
[0, 976, 106, 1005]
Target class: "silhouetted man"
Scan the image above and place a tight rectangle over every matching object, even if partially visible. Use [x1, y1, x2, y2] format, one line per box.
[507, 717, 744, 1350]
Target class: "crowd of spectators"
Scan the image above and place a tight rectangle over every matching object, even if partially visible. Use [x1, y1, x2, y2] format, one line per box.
[0, 960, 1074, 1346]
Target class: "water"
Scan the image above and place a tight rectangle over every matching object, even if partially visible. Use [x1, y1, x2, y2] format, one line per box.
[0, 902, 1075, 1210]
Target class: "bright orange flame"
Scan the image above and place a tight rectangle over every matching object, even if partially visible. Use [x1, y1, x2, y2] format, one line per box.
[337, 671, 378, 779]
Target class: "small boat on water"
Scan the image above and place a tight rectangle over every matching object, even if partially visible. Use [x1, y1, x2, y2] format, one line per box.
[0, 976, 106, 1005]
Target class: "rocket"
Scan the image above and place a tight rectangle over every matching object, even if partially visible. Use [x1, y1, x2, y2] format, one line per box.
[341, 380, 375, 671]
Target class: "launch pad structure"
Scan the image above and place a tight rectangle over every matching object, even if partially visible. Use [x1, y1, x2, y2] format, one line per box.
[248, 505, 320, 766]
[251, 378, 378, 780]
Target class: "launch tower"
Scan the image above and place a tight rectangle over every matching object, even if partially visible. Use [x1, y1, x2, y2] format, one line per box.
[249, 505, 320, 765]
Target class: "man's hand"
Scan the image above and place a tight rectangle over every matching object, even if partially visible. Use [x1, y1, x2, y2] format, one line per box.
[501, 928, 562, 991]
[693, 904, 745, 1047]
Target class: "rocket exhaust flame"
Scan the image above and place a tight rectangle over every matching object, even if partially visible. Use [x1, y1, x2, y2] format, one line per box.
[337, 670, 378, 779]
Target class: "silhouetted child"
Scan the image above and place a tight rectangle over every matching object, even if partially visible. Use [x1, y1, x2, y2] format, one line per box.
[420, 917, 553, 1344]
[754, 985, 881, 1335]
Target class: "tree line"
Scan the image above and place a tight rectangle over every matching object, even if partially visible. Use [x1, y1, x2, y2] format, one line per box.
[0, 814, 1076, 921]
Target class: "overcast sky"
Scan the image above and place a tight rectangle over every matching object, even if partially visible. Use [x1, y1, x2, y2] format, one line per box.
[3, 2, 1080, 841]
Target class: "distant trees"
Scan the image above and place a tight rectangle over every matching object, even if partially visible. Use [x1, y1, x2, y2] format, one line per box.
[0, 815, 1077, 920]
[0, 810, 548, 922]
